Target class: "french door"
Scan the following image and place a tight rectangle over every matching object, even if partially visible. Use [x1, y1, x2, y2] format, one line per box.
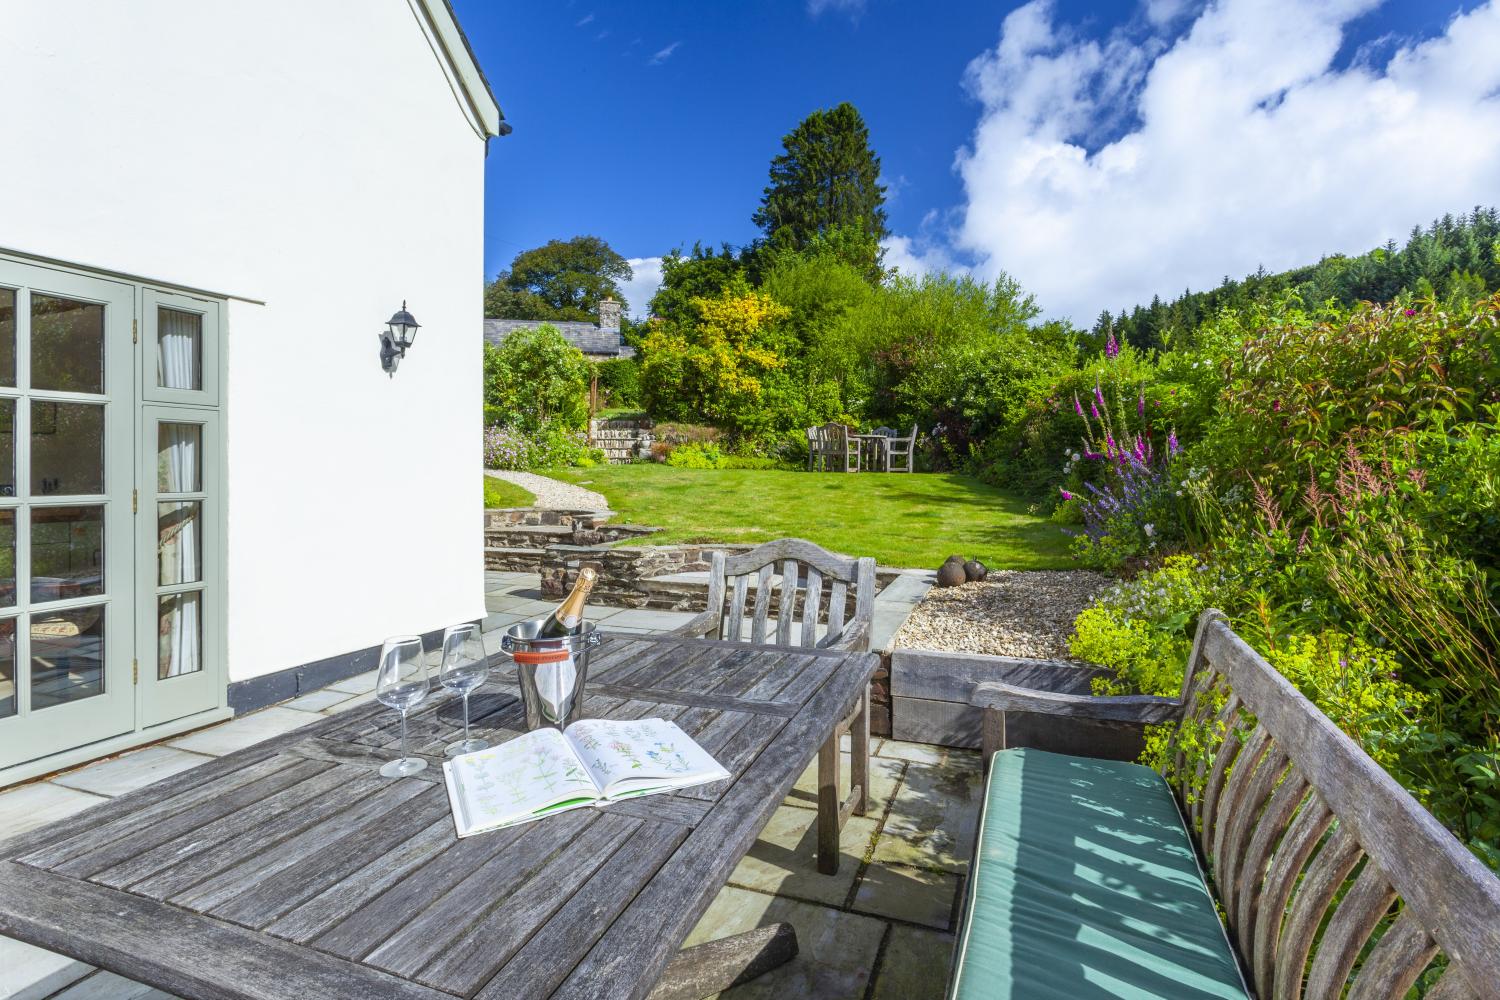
[0, 257, 223, 772]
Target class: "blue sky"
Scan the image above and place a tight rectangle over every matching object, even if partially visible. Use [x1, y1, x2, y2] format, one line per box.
[453, 1, 1499, 323]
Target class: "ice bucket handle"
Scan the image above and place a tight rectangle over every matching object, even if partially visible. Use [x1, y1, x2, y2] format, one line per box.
[512, 649, 570, 664]
[500, 629, 602, 654]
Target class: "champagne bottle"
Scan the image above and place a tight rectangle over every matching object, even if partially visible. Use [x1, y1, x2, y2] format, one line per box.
[536, 567, 598, 638]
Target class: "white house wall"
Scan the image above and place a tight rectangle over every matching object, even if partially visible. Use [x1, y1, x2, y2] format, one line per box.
[1, 0, 487, 681]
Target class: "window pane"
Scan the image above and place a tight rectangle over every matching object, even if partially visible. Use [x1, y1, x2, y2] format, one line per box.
[157, 423, 201, 492]
[0, 618, 14, 719]
[0, 397, 13, 497]
[32, 505, 104, 602]
[30, 606, 104, 709]
[33, 401, 104, 496]
[31, 294, 103, 394]
[158, 501, 201, 585]
[0, 509, 13, 609]
[158, 591, 202, 679]
[157, 307, 202, 391]
[0, 288, 15, 387]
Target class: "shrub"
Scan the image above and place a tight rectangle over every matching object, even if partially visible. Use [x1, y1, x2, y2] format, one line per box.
[483, 325, 590, 431]
[595, 357, 640, 407]
[666, 442, 727, 469]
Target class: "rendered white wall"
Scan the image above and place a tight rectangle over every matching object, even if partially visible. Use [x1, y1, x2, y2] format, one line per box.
[0, 0, 488, 681]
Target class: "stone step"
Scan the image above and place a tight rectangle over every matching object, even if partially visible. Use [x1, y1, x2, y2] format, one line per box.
[485, 546, 545, 572]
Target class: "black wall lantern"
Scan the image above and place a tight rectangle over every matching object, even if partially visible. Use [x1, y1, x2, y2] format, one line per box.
[380, 301, 421, 375]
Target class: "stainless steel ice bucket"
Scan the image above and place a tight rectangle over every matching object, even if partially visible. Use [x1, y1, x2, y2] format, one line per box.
[500, 619, 601, 731]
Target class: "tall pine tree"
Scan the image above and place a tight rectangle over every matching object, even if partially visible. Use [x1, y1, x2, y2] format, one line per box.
[753, 103, 888, 252]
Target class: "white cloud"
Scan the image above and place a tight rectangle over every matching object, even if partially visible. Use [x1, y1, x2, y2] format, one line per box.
[808, 0, 866, 19]
[575, 13, 594, 27]
[620, 257, 664, 319]
[920, 0, 1500, 324]
[649, 41, 681, 65]
[882, 235, 958, 279]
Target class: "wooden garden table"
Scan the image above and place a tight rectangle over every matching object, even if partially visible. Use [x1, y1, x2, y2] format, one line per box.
[0, 633, 878, 1000]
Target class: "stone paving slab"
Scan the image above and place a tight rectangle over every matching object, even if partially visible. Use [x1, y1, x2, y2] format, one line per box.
[284, 688, 356, 713]
[872, 758, 982, 875]
[327, 670, 379, 694]
[869, 925, 954, 1000]
[0, 781, 107, 841]
[49, 746, 212, 799]
[852, 862, 964, 930]
[727, 805, 879, 906]
[48, 970, 179, 999]
[166, 706, 320, 757]
[0, 937, 92, 1000]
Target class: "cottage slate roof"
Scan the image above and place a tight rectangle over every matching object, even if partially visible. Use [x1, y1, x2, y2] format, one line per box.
[483, 319, 636, 359]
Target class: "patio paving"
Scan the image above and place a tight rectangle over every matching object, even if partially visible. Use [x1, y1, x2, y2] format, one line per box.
[0, 571, 968, 1000]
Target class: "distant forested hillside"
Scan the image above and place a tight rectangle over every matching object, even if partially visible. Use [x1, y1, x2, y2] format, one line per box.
[1094, 207, 1500, 351]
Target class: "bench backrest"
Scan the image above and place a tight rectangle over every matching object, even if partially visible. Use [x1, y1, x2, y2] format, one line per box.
[1174, 611, 1500, 999]
[702, 537, 875, 650]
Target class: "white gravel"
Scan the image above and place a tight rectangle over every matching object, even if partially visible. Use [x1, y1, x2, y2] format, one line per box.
[891, 570, 1110, 659]
[485, 470, 609, 512]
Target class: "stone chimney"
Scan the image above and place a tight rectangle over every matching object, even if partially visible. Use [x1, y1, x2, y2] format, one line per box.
[597, 296, 622, 332]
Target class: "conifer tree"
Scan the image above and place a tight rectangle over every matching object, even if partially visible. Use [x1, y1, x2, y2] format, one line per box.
[753, 103, 888, 251]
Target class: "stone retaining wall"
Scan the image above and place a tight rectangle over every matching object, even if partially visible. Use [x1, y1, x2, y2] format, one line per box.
[589, 418, 654, 464]
[540, 543, 757, 608]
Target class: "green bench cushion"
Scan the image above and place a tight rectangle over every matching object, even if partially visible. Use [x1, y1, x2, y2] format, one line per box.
[950, 749, 1250, 1000]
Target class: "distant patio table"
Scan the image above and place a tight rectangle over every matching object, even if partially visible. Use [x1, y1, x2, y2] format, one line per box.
[848, 433, 889, 471]
[0, 633, 878, 1000]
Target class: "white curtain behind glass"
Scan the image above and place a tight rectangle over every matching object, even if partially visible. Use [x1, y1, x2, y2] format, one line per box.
[160, 424, 200, 677]
[157, 308, 200, 390]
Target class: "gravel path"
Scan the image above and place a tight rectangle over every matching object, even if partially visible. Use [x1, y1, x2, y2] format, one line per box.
[891, 570, 1110, 659]
[484, 470, 609, 512]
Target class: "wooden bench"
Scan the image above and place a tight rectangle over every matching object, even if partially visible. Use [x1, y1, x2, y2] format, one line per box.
[955, 609, 1500, 999]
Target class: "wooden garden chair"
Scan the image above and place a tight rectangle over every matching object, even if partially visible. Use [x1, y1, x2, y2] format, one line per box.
[674, 538, 877, 873]
[883, 425, 918, 473]
[817, 421, 860, 473]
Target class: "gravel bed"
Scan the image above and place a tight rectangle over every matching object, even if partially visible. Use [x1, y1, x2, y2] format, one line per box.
[485, 470, 609, 512]
[891, 570, 1111, 659]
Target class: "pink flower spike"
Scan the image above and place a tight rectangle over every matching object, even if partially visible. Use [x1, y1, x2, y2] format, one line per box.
[1059, 488, 1073, 501]
[1137, 393, 1145, 417]
[1094, 381, 1105, 407]
[1074, 394, 1084, 417]
[1090, 400, 1100, 420]
[1168, 430, 1179, 454]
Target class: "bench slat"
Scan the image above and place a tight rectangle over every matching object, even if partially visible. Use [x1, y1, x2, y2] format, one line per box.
[1304, 862, 1399, 1000]
[1233, 767, 1307, 961]
[1343, 912, 1437, 1000]
[1273, 825, 1362, 1000]
[1211, 727, 1274, 911]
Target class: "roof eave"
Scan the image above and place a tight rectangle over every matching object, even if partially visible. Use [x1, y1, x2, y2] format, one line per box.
[418, 0, 508, 138]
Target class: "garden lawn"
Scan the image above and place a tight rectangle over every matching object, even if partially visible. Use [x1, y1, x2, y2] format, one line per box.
[550, 465, 1073, 570]
[484, 474, 535, 509]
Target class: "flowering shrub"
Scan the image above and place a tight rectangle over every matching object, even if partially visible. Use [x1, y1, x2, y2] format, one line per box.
[483, 420, 602, 471]
[1059, 382, 1184, 568]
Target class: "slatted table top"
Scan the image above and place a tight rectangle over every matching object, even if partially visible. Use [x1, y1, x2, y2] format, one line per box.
[0, 633, 879, 1000]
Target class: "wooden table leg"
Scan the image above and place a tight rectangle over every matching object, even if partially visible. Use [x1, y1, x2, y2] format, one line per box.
[817, 734, 840, 875]
[850, 685, 870, 817]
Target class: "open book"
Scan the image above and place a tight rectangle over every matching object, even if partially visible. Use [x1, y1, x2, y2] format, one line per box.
[441, 717, 730, 838]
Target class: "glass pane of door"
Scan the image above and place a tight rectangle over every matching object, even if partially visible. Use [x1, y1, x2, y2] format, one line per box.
[0, 260, 134, 772]
[140, 406, 218, 727]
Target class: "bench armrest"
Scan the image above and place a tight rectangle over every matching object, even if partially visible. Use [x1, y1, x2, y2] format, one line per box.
[673, 610, 720, 639]
[970, 681, 1182, 723]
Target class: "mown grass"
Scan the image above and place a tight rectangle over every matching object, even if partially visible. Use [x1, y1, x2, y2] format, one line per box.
[483, 474, 536, 509]
[548, 464, 1073, 570]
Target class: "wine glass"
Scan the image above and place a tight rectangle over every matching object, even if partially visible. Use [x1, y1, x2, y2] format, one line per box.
[440, 622, 490, 756]
[376, 636, 429, 778]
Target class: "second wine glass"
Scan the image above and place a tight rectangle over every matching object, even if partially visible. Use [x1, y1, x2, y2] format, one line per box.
[440, 622, 490, 756]
[375, 636, 430, 778]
